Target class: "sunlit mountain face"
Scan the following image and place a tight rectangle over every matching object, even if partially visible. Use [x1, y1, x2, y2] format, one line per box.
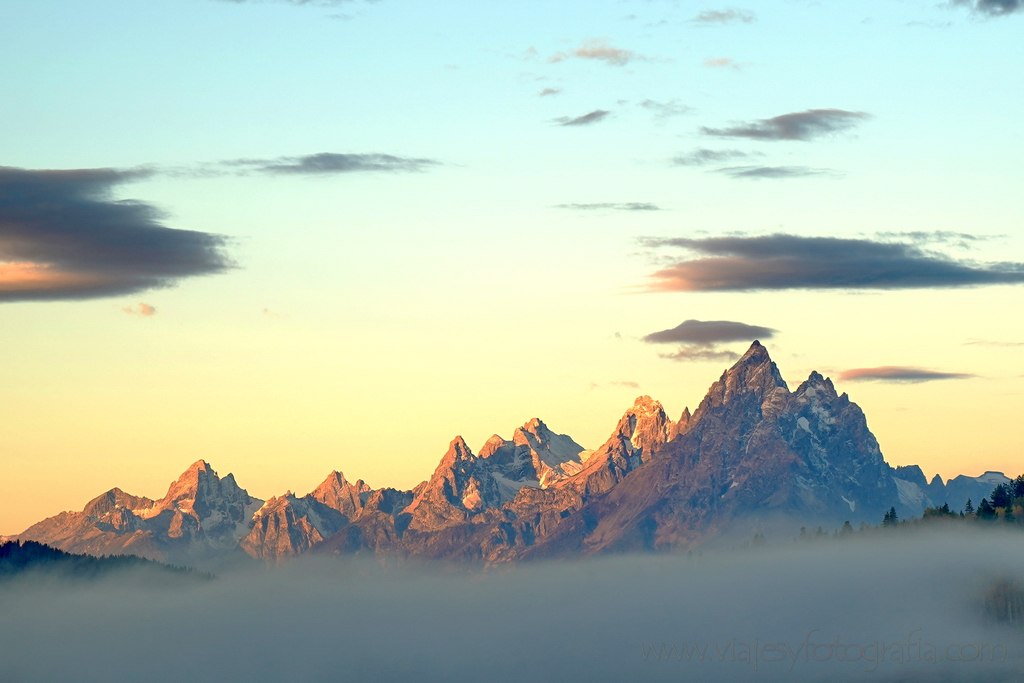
[14, 344, 1010, 566]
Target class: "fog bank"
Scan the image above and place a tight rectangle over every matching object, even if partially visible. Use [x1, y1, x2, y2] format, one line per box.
[1, 528, 1021, 682]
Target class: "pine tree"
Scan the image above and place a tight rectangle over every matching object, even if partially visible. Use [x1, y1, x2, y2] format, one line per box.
[882, 506, 899, 527]
[978, 498, 996, 520]
[964, 498, 974, 516]
[991, 483, 1012, 510]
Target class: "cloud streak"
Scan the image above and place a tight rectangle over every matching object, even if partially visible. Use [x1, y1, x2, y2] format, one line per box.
[553, 110, 611, 126]
[555, 202, 660, 212]
[0, 167, 232, 302]
[642, 233, 1024, 292]
[838, 367, 976, 383]
[702, 109, 870, 141]
[672, 149, 757, 166]
[228, 153, 438, 175]
[716, 165, 837, 179]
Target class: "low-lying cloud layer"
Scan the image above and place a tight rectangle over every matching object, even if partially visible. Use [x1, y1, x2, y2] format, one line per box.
[0, 167, 231, 302]
[643, 234, 1024, 292]
[838, 367, 976, 383]
[2, 530, 1020, 682]
[702, 109, 870, 141]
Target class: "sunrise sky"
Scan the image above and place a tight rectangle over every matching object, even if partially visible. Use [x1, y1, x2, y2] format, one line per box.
[2, 0, 1022, 534]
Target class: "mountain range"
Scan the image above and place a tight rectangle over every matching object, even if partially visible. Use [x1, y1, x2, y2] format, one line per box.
[13, 342, 1007, 565]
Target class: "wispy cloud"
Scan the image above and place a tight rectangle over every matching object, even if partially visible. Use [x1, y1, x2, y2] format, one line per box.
[717, 165, 838, 179]
[702, 109, 870, 141]
[538, 87, 562, 97]
[642, 233, 1024, 292]
[122, 302, 157, 317]
[692, 8, 756, 24]
[964, 339, 1024, 348]
[638, 99, 691, 120]
[227, 153, 438, 175]
[953, 0, 1022, 16]
[549, 39, 638, 66]
[838, 367, 976, 383]
[703, 57, 741, 70]
[0, 167, 232, 302]
[555, 202, 660, 212]
[553, 110, 611, 127]
[672, 149, 758, 166]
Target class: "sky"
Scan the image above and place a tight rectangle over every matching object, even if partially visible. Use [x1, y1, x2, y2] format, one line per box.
[1, 0, 1022, 534]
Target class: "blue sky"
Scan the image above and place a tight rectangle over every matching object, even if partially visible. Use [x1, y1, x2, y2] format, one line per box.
[2, 0, 1022, 532]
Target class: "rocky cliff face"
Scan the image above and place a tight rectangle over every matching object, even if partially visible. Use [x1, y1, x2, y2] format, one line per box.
[18, 342, 1003, 565]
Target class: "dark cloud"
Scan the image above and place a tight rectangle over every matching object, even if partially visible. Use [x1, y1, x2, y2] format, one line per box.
[0, 167, 232, 302]
[643, 319, 776, 345]
[672, 149, 757, 166]
[702, 109, 870, 141]
[954, 0, 1022, 16]
[838, 367, 976, 383]
[642, 233, 1024, 292]
[538, 87, 562, 97]
[692, 8, 756, 24]
[549, 39, 637, 66]
[717, 165, 838, 179]
[555, 202, 660, 212]
[230, 153, 438, 175]
[553, 110, 611, 126]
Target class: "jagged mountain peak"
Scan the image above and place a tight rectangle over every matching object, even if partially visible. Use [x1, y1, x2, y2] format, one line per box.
[443, 435, 474, 462]
[479, 434, 510, 458]
[313, 470, 351, 491]
[695, 341, 788, 417]
[522, 417, 547, 433]
[795, 371, 839, 400]
[311, 470, 370, 515]
[82, 488, 152, 518]
[161, 459, 221, 503]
